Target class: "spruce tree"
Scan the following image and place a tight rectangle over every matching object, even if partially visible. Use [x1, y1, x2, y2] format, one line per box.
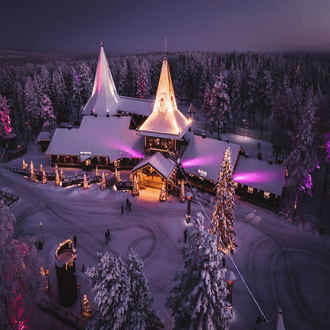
[0, 94, 13, 137]
[200, 82, 212, 132]
[85, 252, 131, 330]
[132, 174, 139, 196]
[79, 62, 93, 104]
[210, 72, 230, 139]
[165, 212, 232, 330]
[41, 94, 57, 135]
[118, 60, 130, 96]
[51, 68, 67, 123]
[124, 248, 164, 330]
[71, 68, 83, 122]
[180, 180, 185, 203]
[210, 147, 236, 254]
[137, 59, 150, 99]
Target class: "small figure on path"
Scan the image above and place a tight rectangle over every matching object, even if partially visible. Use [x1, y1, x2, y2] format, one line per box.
[107, 228, 111, 241]
[128, 201, 131, 212]
[121, 205, 124, 214]
[73, 235, 77, 248]
[126, 198, 130, 210]
[222, 257, 226, 268]
[184, 229, 188, 244]
[82, 264, 85, 272]
[258, 142, 260, 150]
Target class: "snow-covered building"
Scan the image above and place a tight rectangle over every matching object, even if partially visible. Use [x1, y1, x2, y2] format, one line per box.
[46, 43, 285, 207]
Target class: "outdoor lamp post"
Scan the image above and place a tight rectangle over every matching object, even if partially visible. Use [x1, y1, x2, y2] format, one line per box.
[226, 271, 237, 305]
[186, 192, 193, 223]
[46, 268, 50, 295]
[40, 222, 45, 244]
[78, 285, 82, 312]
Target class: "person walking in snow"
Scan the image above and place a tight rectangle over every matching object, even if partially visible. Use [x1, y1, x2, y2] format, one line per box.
[107, 228, 111, 241]
[184, 229, 188, 244]
[128, 201, 131, 212]
[105, 231, 109, 244]
[126, 198, 130, 210]
[73, 235, 77, 248]
[82, 264, 85, 272]
[121, 205, 124, 214]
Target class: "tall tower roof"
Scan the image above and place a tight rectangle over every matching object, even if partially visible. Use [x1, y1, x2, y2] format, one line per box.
[137, 56, 191, 140]
[82, 43, 119, 116]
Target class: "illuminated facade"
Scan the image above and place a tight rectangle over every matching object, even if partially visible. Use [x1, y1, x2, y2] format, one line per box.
[46, 44, 285, 207]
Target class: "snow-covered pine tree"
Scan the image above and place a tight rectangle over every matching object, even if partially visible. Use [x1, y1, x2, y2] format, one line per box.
[165, 212, 233, 330]
[210, 147, 236, 254]
[230, 66, 242, 129]
[30, 161, 36, 182]
[37, 65, 50, 97]
[132, 174, 139, 196]
[24, 76, 40, 143]
[129, 56, 140, 98]
[83, 294, 93, 320]
[123, 248, 164, 330]
[51, 67, 67, 123]
[200, 82, 212, 132]
[241, 62, 257, 123]
[0, 205, 47, 329]
[210, 72, 230, 139]
[159, 181, 167, 202]
[285, 86, 318, 217]
[78, 62, 93, 104]
[101, 172, 107, 190]
[71, 68, 83, 122]
[85, 252, 131, 330]
[0, 94, 13, 137]
[118, 60, 130, 96]
[41, 94, 57, 136]
[180, 180, 185, 203]
[137, 58, 150, 99]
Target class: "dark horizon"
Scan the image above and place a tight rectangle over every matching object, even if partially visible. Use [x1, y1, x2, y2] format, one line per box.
[1, 0, 330, 59]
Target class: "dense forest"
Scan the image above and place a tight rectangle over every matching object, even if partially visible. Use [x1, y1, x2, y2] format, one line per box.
[0, 50, 330, 167]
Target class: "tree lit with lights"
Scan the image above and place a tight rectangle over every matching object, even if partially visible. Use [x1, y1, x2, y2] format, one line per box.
[211, 147, 236, 254]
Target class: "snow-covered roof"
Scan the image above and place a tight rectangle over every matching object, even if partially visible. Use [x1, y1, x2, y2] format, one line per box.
[131, 152, 177, 181]
[181, 135, 242, 182]
[117, 96, 154, 117]
[137, 55, 191, 140]
[82, 43, 119, 116]
[37, 131, 51, 141]
[46, 116, 145, 162]
[233, 156, 286, 196]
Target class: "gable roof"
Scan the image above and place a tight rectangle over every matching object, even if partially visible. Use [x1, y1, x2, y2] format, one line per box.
[46, 116, 144, 162]
[181, 135, 242, 183]
[131, 152, 177, 181]
[136, 55, 191, 140]
[82, 43, 119, 116]
[233, 156, 286, 196]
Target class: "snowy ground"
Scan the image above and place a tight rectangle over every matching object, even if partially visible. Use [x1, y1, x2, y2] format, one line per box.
[1, 142, 330, 330]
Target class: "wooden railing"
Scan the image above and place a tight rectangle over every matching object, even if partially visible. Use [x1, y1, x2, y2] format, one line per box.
[0, 190, 19, 208]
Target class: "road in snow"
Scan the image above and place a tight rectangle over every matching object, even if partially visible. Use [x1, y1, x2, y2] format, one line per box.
[1, 153, 330, 330]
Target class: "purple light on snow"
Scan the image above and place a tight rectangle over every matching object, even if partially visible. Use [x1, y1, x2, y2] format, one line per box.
[233, 170, 283, 184]
[182, 155, 218, 168]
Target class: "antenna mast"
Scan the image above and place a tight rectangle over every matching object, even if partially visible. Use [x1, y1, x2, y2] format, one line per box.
[165, 34, 167, 55]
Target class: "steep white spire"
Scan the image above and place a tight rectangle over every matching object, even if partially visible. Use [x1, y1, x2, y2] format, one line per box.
[137, 55, 191, 139]
[82, 43, 119, 116]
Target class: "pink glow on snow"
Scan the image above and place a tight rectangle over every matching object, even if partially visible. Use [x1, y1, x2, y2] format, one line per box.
[233, 170, 282, 184]
[181, 155, 218, 168]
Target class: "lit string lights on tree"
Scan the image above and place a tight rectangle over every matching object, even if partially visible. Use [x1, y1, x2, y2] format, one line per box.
[180, 180, 185, 203]
[159, 181, 167, 202]
[83, 294, 93, 320]
[101, 172, 107, 190]
[42, 168, 47, 184]
[55, 166, 61, 186]
[210, 147, 236, 254]
[30, 161, 36, 181]
[132, 174, 139, 196]
[22, 159, 28, 170]
[95, 166, 99, 177]
[83, 174, 89, 190]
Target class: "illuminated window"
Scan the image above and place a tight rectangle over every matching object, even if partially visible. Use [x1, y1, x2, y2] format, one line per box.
[161, 140, 168, 149]
[105, 158, 108, 165]
[264, 191, 270, 199]
[168, 140, 174, 149]
[86, 159, 91, 166]
[155, 138, 160, 146]
[247, 186, 254, 194]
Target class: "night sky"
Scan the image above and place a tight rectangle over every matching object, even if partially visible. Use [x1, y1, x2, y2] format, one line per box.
[1, 0, 330, 57]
